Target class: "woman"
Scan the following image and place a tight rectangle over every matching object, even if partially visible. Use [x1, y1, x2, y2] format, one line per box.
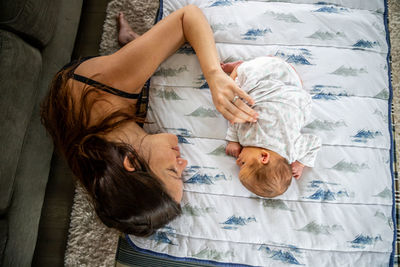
[41, 5, 258, 236]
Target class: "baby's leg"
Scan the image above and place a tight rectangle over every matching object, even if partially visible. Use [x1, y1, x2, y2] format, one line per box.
[117, 12, 141, 47]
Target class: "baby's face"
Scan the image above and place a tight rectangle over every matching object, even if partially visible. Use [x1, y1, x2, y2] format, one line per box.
[236, 147, 261, 173]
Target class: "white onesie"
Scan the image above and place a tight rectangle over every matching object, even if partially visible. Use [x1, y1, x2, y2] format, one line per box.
[226, 56, 321, 167]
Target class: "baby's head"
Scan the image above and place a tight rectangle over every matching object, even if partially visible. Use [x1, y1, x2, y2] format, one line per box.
[237, 147, 292, 198]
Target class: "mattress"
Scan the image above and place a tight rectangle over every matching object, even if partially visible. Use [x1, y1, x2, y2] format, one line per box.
[127, 0, 396, 266]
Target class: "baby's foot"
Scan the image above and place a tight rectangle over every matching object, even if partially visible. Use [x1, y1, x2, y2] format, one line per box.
[220, 61, 243, 73]
[117, 12, 141, 46]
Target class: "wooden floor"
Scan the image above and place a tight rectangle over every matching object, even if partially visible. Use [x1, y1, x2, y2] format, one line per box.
[32, 0, 111, 266]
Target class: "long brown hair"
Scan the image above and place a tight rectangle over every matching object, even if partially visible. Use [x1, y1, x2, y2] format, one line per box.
[41, 63, 181, 236]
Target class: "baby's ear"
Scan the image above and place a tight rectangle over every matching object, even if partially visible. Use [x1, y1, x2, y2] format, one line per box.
[123, 155, 135, 172]
[260, 151, 270, 164]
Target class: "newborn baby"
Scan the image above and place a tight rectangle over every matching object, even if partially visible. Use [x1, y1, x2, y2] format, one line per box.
[222, 56, 321, 198]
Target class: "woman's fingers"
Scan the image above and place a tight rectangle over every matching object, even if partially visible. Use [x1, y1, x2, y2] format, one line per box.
[220, 107, 247, 124]
[225, 101, 257, 123]
[234, 98, 259, 119]
[233, 86, 255, 106]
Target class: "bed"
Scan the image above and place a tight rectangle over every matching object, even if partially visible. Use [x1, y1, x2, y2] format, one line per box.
[125, 0, 396, 266]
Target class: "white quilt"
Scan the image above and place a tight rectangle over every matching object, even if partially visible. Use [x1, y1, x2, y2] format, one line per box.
[128, 0, 395, 266]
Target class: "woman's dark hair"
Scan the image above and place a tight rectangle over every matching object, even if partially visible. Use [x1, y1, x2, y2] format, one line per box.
[40, 64, 181, 236]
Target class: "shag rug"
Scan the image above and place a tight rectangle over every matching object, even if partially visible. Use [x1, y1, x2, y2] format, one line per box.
[64, 0, 400, 266]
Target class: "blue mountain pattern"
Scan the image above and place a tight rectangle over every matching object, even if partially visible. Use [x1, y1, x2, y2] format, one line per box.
[266, 11, 302, 23]
[155, 89, 184, 100]
[312, 93, 338, 100]
[349, 234, 382, 249]
[297, 221, 344, 235]
[153, 66, 188, 77]
[241, 28, 271, 40]
[211, 22, 238, 31]
[374, 89, 389, 100]
[353, 40, 380, 48]
[274, 51, 312, 65]
[150, 231, 175, 245]
[209, 0, 234, 7]
[307, 30, 345, 40]
[313, 6, 349, 13]
[207, 145, 227, 156]
[177, 135, 191, 144]
[373, 187, 392, 199]
[192, 248, 234, 261]
[330, 160, 369, 172]
[331, 66, 367, 76]
[164, 127, 193, 137]
[310, 84, 341, 93]
[304, 119, 347, 131]
[307, 180, 339, 189]
[351, 130, 383, 143]
[221, 215, 256, 230]
[184, 172, 227, 184]
[186, 107, 219, 117]
[258, 245, 302, 265]
[182, 203, 216, 216]
[184, 165, 217, 174]
[305, 189, 350, 201]
[262, 199, 293, 211]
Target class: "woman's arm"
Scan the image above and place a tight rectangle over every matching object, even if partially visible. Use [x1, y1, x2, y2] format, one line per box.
[76, 5, 257, 123]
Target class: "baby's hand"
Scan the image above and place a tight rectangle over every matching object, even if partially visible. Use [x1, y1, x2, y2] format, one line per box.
[291, 161, 304, 180]
[226, 142, 242, 158]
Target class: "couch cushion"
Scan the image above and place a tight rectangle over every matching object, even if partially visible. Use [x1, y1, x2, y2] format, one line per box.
[0, 0, 60, 47]
[0, 30, 42, 215]
[0, 219, 7, 264]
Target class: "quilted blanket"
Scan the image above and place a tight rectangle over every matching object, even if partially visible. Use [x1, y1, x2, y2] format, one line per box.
[128, 0, 396, 266]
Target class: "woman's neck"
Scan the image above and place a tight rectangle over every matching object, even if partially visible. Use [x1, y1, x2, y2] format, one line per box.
[106, 121, 151, 160]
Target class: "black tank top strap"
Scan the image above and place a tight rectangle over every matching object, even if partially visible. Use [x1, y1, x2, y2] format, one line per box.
[72, 73, 140, 99]
[61, 56, 140, 100]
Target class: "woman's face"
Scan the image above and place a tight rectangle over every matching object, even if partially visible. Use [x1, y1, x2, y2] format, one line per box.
[147, 133, 188, 203]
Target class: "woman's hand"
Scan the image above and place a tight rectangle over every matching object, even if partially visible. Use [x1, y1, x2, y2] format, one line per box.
[206, 69, 258, 124]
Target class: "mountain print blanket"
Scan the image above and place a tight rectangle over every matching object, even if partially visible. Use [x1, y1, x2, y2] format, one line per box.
[128, 0, 396, 266]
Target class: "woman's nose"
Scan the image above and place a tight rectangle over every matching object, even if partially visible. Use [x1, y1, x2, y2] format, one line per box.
[177, 158, 188, 171]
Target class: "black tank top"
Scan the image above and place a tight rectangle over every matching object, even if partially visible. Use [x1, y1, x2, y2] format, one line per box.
[62, 56, 141, 99]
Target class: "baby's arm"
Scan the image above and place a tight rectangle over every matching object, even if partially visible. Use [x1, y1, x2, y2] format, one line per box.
[226, 120, 242, 158]
[291, 161, 304, 179]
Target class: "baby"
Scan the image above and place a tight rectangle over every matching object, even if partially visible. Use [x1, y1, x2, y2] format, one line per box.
[222, 56, 321, 198]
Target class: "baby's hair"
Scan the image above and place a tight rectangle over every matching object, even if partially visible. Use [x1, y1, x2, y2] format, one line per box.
[240, 157, 292, 198]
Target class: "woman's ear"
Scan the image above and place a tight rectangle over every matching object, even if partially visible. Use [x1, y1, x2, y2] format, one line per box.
[123, 156, 135, 172]
[260, 151, 270, 165]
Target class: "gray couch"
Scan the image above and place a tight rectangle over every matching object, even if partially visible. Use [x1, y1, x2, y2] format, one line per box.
[0, 0, 83, 265]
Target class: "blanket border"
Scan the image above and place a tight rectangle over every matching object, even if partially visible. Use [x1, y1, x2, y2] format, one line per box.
[126, 1, 397, 266]
[384, 0, 397, 266]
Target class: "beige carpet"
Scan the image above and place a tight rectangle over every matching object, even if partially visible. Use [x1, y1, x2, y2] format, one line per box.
[64, 1, 400, 266]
